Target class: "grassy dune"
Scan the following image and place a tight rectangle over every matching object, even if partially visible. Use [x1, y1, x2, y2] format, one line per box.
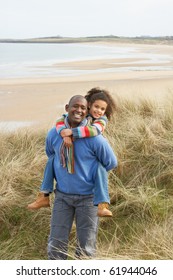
[1, 95, 173, 260]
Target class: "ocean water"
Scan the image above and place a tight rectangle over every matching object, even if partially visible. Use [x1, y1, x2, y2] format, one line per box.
[1, 42, 173, 131]
[0, 42, 172, 79]
[0, 42, 132, 78]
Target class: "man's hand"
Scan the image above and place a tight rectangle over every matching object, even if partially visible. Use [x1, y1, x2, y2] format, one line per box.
[63, 136, 72, 148]
[60, 128, 73, 138]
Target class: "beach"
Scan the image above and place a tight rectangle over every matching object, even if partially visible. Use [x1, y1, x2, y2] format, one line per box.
[1, 41, 173, 130]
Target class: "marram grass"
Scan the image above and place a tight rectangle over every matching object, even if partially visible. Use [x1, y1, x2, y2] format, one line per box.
[1, 95, 173, 259]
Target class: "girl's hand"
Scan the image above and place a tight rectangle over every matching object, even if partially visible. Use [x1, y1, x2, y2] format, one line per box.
[60, 129, 72, 137]
[63, 136, 72, 148]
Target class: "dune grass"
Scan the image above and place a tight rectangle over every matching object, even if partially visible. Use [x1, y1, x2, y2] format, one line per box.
[1, 94, 173, 260]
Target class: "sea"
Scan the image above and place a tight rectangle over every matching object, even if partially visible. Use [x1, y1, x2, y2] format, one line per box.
[0, 42, 172, 79]
[0, 42, 172, 131]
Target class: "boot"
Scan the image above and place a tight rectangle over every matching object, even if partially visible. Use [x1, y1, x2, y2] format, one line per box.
[27, 193, 50, 210]
[97, 202, 113, 217]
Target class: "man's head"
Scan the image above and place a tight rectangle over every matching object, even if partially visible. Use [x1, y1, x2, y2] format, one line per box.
[65, 95, 88, 127]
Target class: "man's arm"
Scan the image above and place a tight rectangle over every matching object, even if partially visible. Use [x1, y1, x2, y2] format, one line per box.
[45, 127, 56, 157]
[92, 135, 118, 171]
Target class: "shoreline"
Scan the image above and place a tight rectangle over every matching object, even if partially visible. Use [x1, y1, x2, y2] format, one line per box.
[1, 42, 173, 131]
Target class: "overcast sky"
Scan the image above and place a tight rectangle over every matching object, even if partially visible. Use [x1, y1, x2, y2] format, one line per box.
[0, 0, 173, 39]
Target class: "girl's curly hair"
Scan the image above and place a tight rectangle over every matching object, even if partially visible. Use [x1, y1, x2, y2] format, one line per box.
[85, 87, 116, 120]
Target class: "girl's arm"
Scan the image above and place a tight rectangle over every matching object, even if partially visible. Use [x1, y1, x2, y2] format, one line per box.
[55, 115, 66, 133]
[61, 115, 108, 139]
[55, 115, 72, 147]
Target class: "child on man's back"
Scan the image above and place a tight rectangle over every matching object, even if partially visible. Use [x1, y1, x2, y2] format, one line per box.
[27, 87, 117, 217]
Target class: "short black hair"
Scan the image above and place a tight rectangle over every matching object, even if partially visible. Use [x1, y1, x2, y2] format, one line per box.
[68, 95, 86, 105]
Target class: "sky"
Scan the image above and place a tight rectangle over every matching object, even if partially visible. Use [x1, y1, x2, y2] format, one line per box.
[0, 0, 173, 39]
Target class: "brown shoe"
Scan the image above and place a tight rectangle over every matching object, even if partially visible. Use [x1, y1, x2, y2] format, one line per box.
[97, 203, 113, 217]
[27, 193, 50, 210]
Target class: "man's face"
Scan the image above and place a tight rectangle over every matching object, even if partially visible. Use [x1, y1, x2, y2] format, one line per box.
[65, 97, 88, 127]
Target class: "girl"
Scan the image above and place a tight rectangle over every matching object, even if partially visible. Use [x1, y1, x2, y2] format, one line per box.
[27, 88, 116, 217]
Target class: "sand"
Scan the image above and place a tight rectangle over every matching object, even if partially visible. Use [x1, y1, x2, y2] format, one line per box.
[1, 42, 173, 130]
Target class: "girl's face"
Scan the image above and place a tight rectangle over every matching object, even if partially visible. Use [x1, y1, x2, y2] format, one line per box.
[89, 99, 107, 118]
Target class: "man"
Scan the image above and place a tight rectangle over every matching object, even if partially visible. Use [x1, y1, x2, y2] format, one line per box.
[46, 95, 117, 259]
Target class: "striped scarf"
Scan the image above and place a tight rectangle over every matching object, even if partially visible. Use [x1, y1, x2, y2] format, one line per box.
[59, 116, 88, 174]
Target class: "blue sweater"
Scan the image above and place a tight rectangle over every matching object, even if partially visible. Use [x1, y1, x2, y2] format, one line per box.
[46, 126, 117, 195]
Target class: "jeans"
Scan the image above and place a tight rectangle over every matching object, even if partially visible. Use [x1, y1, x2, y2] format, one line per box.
[40, 157, 110, 204]
[48, 190, 99, 260]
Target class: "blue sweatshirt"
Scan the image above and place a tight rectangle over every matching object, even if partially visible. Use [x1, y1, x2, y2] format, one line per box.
[46, 126, 117, 195]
